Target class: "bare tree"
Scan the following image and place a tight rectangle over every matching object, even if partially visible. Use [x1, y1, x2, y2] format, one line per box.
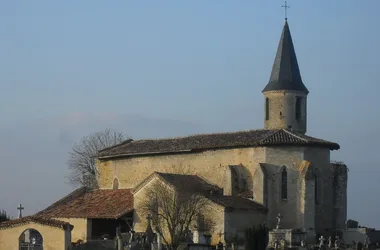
[141, 181, 213, 250]
[67, 128, 127, 188]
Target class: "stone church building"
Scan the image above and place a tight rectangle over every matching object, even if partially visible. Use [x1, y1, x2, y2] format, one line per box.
[34, 20, 348, 245]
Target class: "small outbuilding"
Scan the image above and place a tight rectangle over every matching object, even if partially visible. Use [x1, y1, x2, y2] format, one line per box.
[0, 216, 73, 250]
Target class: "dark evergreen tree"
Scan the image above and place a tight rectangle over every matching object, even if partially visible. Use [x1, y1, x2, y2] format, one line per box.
[0, 210, 10, 223]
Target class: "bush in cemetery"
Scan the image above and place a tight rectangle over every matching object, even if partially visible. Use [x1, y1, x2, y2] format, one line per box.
[244, 224, 268, 250]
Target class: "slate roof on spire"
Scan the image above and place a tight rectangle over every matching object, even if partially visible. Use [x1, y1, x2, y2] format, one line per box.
[263, 20, 309, 93]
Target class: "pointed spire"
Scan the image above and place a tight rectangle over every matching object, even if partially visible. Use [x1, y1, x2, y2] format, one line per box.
[262, 20, 309, 93]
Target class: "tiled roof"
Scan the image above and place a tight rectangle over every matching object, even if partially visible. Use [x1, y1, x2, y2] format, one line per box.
[36, 188, 133, 219]
[133, 172, 223, 195]
[207, 195, 268, 213]
[237, 190, 253, 199]
[136, 172, 267, 213]
[0, 216, 73, 230]
[98, 129, 339, 159]
[156, 172, 222, 194]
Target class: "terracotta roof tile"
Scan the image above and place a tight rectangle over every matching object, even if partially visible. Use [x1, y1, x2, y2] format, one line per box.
[98, 129, 339, 159]
[37, 188, 133, 219]
[0, 216, 73, 230]
[137, 172, 267, 213]
[237, 190, 253, 199]
[156, 172, 222, 194]
[207, 195, 268, 213]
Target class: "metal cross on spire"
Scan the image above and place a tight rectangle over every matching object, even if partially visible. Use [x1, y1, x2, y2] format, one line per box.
[282, 1, 290, 20]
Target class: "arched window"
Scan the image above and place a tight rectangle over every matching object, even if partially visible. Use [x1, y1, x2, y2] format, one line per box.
[295, 97, 302, 121]
[265, 98, 270, 120]
[314, 174, 318, 205]
[281, 167, 288, 200]
[113, 178, 119, 190]
[19, 229, 43, 249]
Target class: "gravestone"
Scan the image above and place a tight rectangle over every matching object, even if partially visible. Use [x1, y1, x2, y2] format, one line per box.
[356, 241, 363, 250]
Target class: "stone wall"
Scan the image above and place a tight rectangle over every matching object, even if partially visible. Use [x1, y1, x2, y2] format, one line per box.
[252, 164, 268, 207]
[97, 147, 265, 192]
[97, 144, 341, 234]
[263, 90, 307, 134]
[133, 175, 225, 245]
[224, 209, 267, 242]
[303, 148, 332, 233]
[133, 176, 163, 233]
[332, 163, 348, 230]
[0, 222, 70, 250]
[206, 204, 225, 245]
[54, 218, 89, 243]
[298, 161, 315, 230]
[264, 146, 304, 229]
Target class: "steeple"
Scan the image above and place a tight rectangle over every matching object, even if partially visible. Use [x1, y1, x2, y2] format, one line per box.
[263, 20, 308, 134]
[262, 20, 309, 93]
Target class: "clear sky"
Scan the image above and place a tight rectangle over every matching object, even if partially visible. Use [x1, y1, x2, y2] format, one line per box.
[0, 1, 379, 227]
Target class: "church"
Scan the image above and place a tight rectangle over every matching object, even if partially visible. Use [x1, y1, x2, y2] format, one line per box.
[35, 20, 348, 245]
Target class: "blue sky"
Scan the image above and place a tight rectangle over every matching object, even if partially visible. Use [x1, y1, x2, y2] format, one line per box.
[0, 1, 379, 227]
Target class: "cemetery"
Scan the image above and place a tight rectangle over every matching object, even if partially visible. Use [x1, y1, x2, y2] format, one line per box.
[0, 2, 375, 250]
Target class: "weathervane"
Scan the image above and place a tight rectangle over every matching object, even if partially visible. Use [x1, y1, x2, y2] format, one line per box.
[282, 1, 290, 20]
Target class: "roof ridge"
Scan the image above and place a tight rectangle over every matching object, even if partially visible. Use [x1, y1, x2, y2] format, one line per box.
[282, 129, 308, 142]
[121, 129, 272, 143]
[259, 129, 284, 143]
[36, 187, 88, 216]
[0, 216, 73, 230]
[98, 128, 340, 159]
[98, 138, 134, 153]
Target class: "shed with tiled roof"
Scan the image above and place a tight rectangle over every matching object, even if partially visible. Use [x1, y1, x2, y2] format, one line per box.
[37, 188, 133, 219]
[36, 188, 134, 243]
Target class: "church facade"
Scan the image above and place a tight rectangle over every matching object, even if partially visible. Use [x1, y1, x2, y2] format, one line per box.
[36, 20, 348, 244]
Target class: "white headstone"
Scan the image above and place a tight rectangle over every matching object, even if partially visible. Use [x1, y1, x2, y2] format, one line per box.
[193, 230, 206, 244]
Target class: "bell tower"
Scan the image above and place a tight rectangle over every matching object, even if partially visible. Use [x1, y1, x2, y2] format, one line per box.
[262, 20, 309, 134]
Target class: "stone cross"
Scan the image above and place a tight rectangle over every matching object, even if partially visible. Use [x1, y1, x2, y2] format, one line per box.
[17, 204, 24, 219]
[356, 241, 363, 250]
[276, 213, 282, 229]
